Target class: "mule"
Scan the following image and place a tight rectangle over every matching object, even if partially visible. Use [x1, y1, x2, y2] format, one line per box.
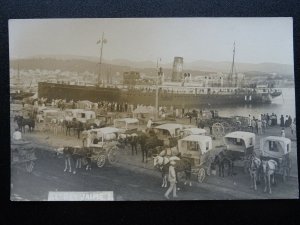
[248, 154, 262, 191]
[63, 119, 83, 139]
[14, 115, 35, 133]
[153, 155, 192, 187]
[213, 151, 234, 177]
[128, 133, 138, 155]
[261, 159, 277, 194]
[61, 146, 92, 174]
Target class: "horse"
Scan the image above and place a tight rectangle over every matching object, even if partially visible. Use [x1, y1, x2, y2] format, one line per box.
[212, 151, 234, 177]
[153, 155, 192, 187]
[142, 135, 164, 163]
[60, 146, 92, 174]
[128, 133, 138, 155]
[248, 154, 262, 191]
[14, 115, 35, 133]
[118, 133, 131, 149]
[261, 159, 277, 194]
[63, 119, 84, 139]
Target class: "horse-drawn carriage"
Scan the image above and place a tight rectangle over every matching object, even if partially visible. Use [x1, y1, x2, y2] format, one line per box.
[113, 118, 139, 134]
[197, 110, 249, 137]
[222, 131, 256, 173]
[11, 140, 37, 173]
[178, 135, 214, 183]
[152, 123, 184, 147]
[56, 127, 121, 173]
[85, 127, 121, 167]
[260, 136, 292, 182]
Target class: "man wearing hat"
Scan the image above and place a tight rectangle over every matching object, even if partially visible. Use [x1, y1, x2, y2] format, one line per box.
[164, 160, 178, 199]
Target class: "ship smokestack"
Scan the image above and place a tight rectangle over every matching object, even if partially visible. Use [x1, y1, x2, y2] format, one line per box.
[171, 57, 183, 82]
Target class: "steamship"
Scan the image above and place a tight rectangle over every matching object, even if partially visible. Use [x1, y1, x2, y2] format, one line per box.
[38, 44, 281, 107]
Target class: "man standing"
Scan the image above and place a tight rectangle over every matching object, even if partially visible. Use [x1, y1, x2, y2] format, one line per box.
[248, 115, 252, 131]
[251, 117, 256, 133]
[147, 118, 153, 130]
[257, 120, 262, 135]
[164, 160, 178, 199]
[81, 128, 88, 147]
[291, 121, 296, 136]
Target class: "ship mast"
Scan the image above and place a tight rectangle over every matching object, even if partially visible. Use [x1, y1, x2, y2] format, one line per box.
[97, 32, 107, 86]
[228, 42, 238, 87]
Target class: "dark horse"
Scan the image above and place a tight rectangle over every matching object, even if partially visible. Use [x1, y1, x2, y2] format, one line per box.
[14, 115, 35, 133]
[212, 150, 234, 177]
[140, 131, 164, 163]
[63, 119, 84, 139]
[61, 146, 92, 174]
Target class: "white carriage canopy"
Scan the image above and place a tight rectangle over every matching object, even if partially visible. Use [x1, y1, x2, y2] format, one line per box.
[154, 123, 184, 137]
[77, 100, 94, 109]
[79, 110, 96, 120]
[261, 136, 292, 158]
[65, 109, 84, 117]
[87, 127, 120, 147]
[178, 135, 212, 156]
[114, 118, 139, 130]
[224, 131, 255, 152]
[132, 106, 155, 117]
[183, 128, 206, 136]
[43, 109, 59, 116]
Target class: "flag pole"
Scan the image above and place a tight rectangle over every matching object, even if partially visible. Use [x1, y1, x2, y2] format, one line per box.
[98, 32, 105, 86]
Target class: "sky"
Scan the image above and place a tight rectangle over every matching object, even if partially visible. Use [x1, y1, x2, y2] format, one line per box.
[9, 18, 294, 65]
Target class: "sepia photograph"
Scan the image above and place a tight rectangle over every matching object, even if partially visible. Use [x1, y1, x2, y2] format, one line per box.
[9, 18, 298, 201]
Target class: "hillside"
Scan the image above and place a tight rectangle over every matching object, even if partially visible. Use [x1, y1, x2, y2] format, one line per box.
[10, 56, 294, 77]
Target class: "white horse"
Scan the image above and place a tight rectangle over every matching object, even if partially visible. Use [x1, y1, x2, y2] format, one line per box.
[248, 155, 261, 191]
[261, 159, 278, 194]
[153, 155, 191, 188]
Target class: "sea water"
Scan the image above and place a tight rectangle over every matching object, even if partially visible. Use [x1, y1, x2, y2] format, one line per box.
[212, 88, 296, 119]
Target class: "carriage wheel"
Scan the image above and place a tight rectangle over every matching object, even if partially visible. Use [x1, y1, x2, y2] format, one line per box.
[96, 154, 106, 168]
[198, 168, 206, 183]
[212, 123, 224, 137]
[221, 122, 231, 134]
[108, 148, 119, 164]
[25, 161, 34, 173]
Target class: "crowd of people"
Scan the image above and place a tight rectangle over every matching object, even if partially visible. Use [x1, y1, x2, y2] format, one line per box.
[248, 113, 296, 137]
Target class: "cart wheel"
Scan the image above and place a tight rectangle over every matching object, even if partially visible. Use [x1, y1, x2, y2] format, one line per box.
[108, 148, 118, 164]
[212, 123, 224, 137]
[96, 155, 106, 168]
[26, 161, 34, 173]
[198, 168, 206, 183]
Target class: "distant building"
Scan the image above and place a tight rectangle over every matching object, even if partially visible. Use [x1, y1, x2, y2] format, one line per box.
[171, 57, 183, 82]
[123, 71, 141, 85]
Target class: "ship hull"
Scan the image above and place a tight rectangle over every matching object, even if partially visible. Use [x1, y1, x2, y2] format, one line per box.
[38, 82, 121, 102]
[38, 82, 272, 107]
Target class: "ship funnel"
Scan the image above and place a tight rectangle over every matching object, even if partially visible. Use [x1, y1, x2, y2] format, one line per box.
[171, 57, 183, 82]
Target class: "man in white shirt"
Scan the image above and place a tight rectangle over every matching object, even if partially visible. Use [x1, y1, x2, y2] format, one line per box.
[147, 118, 153, 129]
